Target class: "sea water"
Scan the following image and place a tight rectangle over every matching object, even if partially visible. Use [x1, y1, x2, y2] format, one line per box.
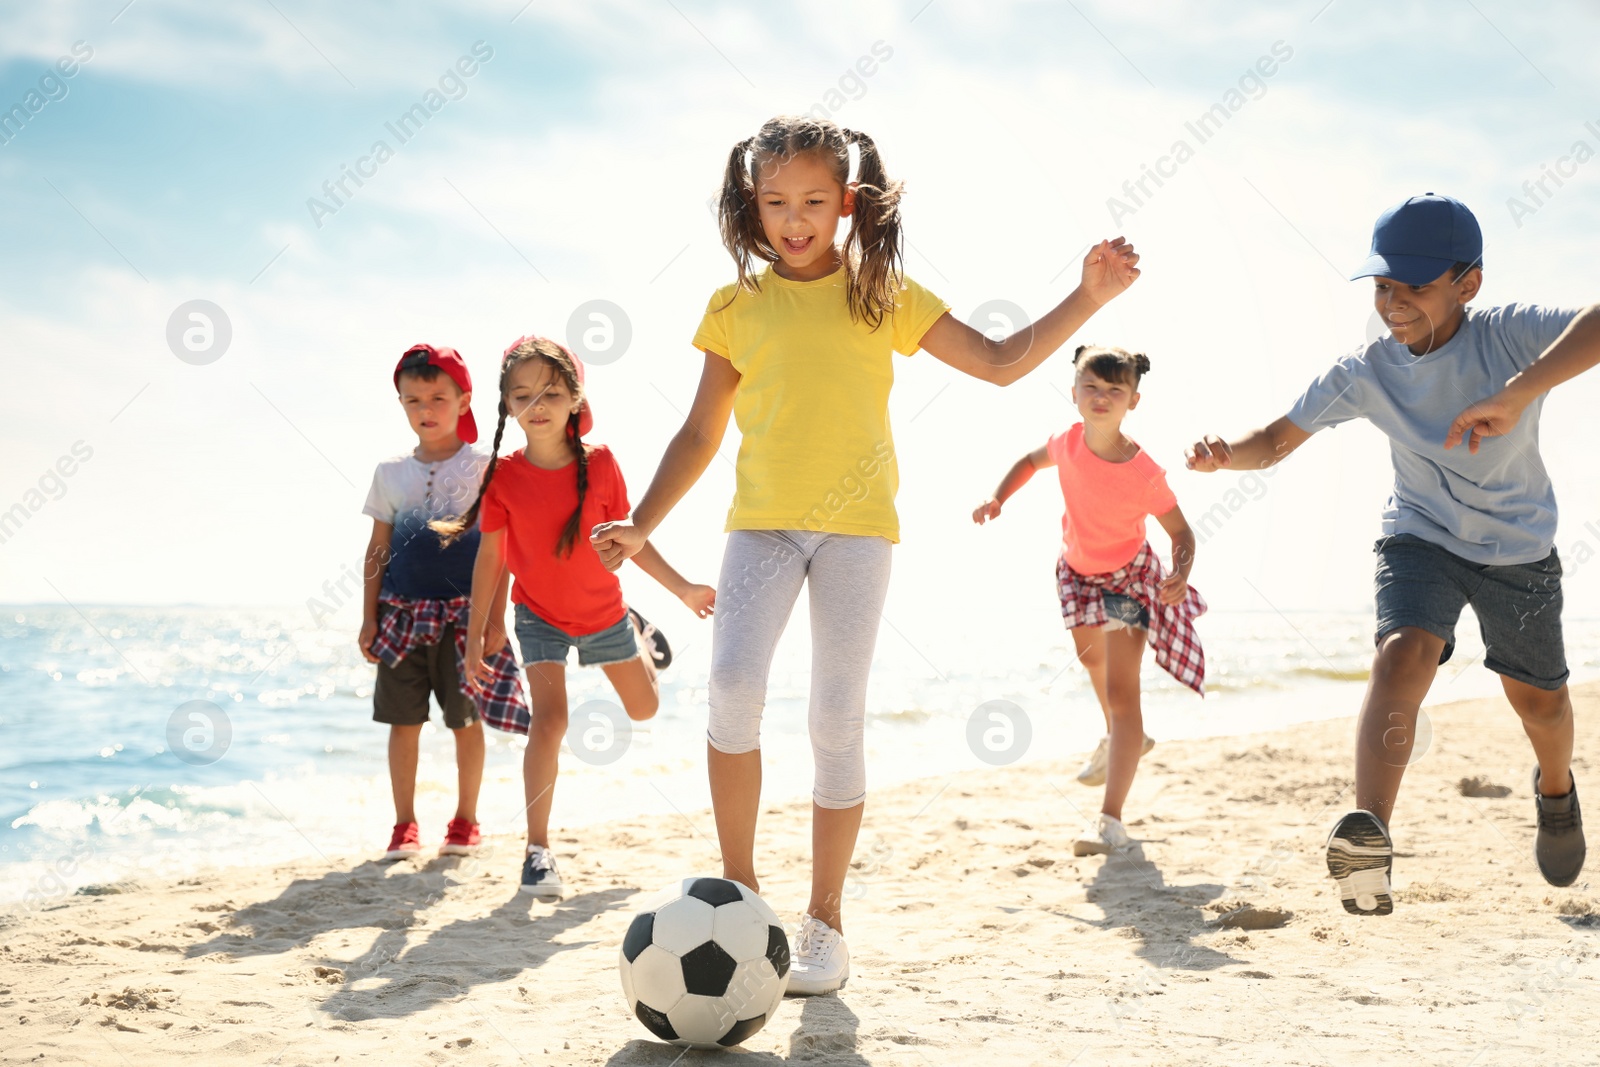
[4, 604, 1596, 907]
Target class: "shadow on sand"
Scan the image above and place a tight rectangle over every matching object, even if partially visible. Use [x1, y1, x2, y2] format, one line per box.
[604, 995, 869, 1065]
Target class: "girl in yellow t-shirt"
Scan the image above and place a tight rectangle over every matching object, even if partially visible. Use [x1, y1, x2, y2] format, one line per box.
[591, 114, 1140, 994]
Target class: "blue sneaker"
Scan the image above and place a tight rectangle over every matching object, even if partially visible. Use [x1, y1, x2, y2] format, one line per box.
[521, 844, 564, 899]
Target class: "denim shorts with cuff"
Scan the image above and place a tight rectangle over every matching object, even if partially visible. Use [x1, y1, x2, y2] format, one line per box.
[513, 604, 638, 668]
[1373, 533, 1567, 690]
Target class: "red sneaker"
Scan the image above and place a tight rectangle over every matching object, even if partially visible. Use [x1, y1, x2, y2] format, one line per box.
[441, 817, 481, 856]
[384, 821, 422, 860]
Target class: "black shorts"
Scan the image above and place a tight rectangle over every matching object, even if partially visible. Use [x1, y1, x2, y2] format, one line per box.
[372, 622, 479, 728]
[1373, 533, 1567, 691]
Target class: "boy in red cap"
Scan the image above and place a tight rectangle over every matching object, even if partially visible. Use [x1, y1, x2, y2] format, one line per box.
[1186, 194, 1599, 914]
[359, 344, 528, 860]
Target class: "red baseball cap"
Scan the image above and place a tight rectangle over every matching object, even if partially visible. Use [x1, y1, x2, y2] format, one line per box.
[502, 335, 593, 437]
[393, 344, 478, 444]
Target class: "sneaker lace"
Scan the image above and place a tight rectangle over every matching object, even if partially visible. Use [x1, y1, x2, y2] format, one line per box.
[796, 919, 829, 964]
[1538, 799, 1580, 832]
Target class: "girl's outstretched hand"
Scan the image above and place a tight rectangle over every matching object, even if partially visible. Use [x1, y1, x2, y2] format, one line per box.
[590, 520, 648, 572]
[972, 498, 1003, 524]
[680, 584, 717, 619]
[1080, 237, 1141, 306]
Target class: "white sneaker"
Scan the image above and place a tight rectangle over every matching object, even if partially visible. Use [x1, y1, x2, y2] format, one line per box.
[785, 915, 849, 995]
[520, 844, 565, 899]
[1075, 733, 1155, 787]
[1075, 736, 1110, 786]
[1073, 813, 1133, 856]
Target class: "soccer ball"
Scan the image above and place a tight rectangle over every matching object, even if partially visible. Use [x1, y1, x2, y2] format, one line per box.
[619, 876, 790, 1049]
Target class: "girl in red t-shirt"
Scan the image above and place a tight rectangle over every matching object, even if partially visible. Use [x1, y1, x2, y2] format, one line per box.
[438, 336, 715, 899]
[973, 345, 1204, 857]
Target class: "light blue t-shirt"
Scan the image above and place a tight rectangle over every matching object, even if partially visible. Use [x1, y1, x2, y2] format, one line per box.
[1287, 303, 1579, 566]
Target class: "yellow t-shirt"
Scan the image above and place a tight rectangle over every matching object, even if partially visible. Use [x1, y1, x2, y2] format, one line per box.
[692, 267, 950, 542]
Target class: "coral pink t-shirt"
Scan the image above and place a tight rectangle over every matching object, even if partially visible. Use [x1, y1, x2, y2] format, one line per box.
[1047, 423, 1177, 575]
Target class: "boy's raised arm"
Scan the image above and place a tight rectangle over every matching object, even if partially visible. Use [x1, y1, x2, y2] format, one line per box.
[1185, 415, 1312, 473]
[1446, 302, 1600, 453]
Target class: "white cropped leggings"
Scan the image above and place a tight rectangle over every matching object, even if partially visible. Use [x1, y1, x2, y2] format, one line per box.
[707, 530, 892, 810]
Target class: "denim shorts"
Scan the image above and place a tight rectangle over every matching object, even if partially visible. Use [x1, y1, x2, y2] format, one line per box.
[1373, 533, 1567, 690]
[1101, 592, 1150, 632]
[513, 605, 638, 667]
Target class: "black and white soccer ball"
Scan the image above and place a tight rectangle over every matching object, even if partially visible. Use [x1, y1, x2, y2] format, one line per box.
[619, 876, 790, 1049]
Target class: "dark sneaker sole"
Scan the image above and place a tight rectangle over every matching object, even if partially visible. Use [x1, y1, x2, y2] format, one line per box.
[519, 872, 564, 899]
[1326, 810, 1393, 916]
[519, 883, 564, 899]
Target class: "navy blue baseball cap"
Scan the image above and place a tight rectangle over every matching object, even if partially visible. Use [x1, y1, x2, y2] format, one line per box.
[1351, 193, 1483, 286]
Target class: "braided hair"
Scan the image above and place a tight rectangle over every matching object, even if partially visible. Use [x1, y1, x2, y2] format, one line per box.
[432, 337, 590, 555]
[716, 114, 905, 329]
[1072, 344, 1151, 388]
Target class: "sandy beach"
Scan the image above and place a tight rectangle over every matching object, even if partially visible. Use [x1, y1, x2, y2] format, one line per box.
[6, 684, 1597, 1066]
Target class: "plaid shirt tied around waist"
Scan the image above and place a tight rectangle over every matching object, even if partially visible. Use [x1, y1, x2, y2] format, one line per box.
[371, 594, 531, 734]
[1056, 541, 1208, 696]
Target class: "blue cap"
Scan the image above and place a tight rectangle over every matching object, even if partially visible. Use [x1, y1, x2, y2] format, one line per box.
[1351, 193, 1483, 286]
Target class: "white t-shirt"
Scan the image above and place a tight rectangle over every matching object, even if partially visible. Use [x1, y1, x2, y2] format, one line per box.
[362, 442, 491, 600]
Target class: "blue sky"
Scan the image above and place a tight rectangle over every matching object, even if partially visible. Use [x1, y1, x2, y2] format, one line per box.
[2, 0, 1598, 632]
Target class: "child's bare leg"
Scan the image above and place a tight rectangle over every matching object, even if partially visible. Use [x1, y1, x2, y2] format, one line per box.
[1070, 626, 1112, 733]
[1354, 627, 1446, 825]
[388, 724, 423, 823]
[452, 720, 484, 824]
[601, 655, 659, 722]
[1100, 626, 1148, 821]
[523, 662, 568, 848]
[709, 746, 762, 894]
[808, 801, 863, 934]
[1502, 678, 1574, 794]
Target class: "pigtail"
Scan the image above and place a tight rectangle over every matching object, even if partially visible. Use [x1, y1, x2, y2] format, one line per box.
[717, 136, 773, 308]
[431, 402, 509, 546]
[554, 410, 590, 557]
[839, 127, 905, 330]
[1134, 352, 1152, 377]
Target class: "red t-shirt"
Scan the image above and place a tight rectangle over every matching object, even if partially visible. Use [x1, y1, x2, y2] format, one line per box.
[479, 445, 631, 636]
[1047, 423, 1177, 575]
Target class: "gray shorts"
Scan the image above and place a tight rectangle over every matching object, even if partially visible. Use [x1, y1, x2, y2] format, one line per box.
[1373, 533, 1567, 690]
